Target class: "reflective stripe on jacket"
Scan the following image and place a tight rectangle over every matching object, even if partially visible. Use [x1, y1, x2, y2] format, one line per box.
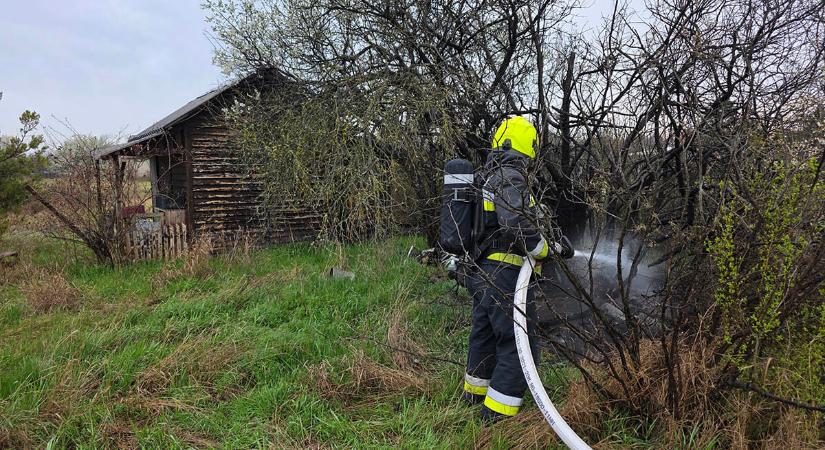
[478, 148, 549, 265]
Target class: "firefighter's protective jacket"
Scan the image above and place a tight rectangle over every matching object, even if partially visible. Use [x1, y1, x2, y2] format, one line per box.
[477, 117, 553, 266]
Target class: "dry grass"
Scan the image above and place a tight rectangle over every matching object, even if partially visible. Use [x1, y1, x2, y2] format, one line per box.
[305, 293, 435, 412]
[221, 230, 259, 266]
[552, 339, 725, 448]
[588, 339, 718, 423]
[181, 236, 214, 278]
[558, 374, 609, 438]
[0, 256, 33, 286]
[148, 262, 179, 297]
[719, 393, 824, 450]
[531, 338, 823, 449]
[19, 268, 82, 313]
[4, 197, 52, 234]
[270, 263, 302, 285]
[99, 420, 218, 450]
[100, 338, 247, 447]
[386, 288, 427, 371]
[472, 395, 631, 450]
[474, 410, 557, 450]
[99, 419, 140, 449]
[133, 335, 248, 402]
[308, 349, 428, 407]
[38, 359, 101, 424]
[0, 428, 33, 450]
[150, 236, 215, 293]
[332, 241, 347, 269]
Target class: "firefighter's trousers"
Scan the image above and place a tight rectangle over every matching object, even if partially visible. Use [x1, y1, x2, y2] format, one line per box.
[464, 260, 540, 417]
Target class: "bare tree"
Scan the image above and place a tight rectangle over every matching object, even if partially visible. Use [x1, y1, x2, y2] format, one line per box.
[531, 0, 825, 422]
[206, 0, 577, 241]
[27, 132, 149, 265]
[205, 0, 825, 437]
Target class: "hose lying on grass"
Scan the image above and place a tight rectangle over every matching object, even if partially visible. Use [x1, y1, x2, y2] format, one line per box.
[513, 255, 591, 450]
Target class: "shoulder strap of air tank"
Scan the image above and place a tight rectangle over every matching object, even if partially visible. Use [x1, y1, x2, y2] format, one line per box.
[471, 167, 491, 262]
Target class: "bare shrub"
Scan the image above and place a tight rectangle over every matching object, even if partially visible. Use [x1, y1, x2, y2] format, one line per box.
[20, 269, 81, 313]
[26, 132, 149, 266]
[206, 0, 576, 242]
[207, 0, 825, 442]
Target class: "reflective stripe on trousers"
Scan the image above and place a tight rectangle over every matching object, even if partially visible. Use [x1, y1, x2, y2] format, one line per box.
[463, 373, 490, 395]
[484, 386, 523, 416]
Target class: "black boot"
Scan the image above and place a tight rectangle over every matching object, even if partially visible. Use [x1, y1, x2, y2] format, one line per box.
[462, 391, 485, 405]
[480, 404, 509, 424]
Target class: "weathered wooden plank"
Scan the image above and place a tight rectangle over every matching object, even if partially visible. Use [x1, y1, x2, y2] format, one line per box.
[183, 118, 322, 248]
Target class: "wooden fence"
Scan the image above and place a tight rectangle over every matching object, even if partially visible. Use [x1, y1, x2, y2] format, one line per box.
[123, 223, 188, 261]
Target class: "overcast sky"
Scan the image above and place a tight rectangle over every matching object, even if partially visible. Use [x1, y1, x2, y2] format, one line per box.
[0, 0, 222, 139]
[1, 1, 644, 141]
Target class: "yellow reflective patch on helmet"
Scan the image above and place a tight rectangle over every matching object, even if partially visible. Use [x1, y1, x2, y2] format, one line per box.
[492, 116, 538, 159]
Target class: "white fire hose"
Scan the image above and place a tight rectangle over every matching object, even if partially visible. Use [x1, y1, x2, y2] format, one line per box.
[514, 255, 591, 450]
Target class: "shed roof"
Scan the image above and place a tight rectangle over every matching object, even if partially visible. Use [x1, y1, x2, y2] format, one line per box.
[94, 77, 245, 160]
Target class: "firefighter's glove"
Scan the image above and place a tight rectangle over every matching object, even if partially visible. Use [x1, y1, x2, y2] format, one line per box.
[536, 203, 553, 221]
[557, 236, 575, 259]
[442, 254, 459, 273]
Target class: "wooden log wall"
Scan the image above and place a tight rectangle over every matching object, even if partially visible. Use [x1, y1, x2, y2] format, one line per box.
[187, 115, 322, 249]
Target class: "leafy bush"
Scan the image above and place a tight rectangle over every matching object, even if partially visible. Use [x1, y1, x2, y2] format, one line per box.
[706, 155, 824, 408]
[0, 111, 46, 237]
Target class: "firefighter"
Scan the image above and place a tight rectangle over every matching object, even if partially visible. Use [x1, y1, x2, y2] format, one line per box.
[461, 116, 573, 423]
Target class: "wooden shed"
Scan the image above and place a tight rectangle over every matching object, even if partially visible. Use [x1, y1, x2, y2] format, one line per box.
[94, 71, 321, 258]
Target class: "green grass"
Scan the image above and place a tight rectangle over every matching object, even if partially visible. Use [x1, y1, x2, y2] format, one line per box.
[0, 235, 581, 449]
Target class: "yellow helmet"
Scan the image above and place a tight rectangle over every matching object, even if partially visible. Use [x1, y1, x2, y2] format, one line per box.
[491, 116, 538, 159]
